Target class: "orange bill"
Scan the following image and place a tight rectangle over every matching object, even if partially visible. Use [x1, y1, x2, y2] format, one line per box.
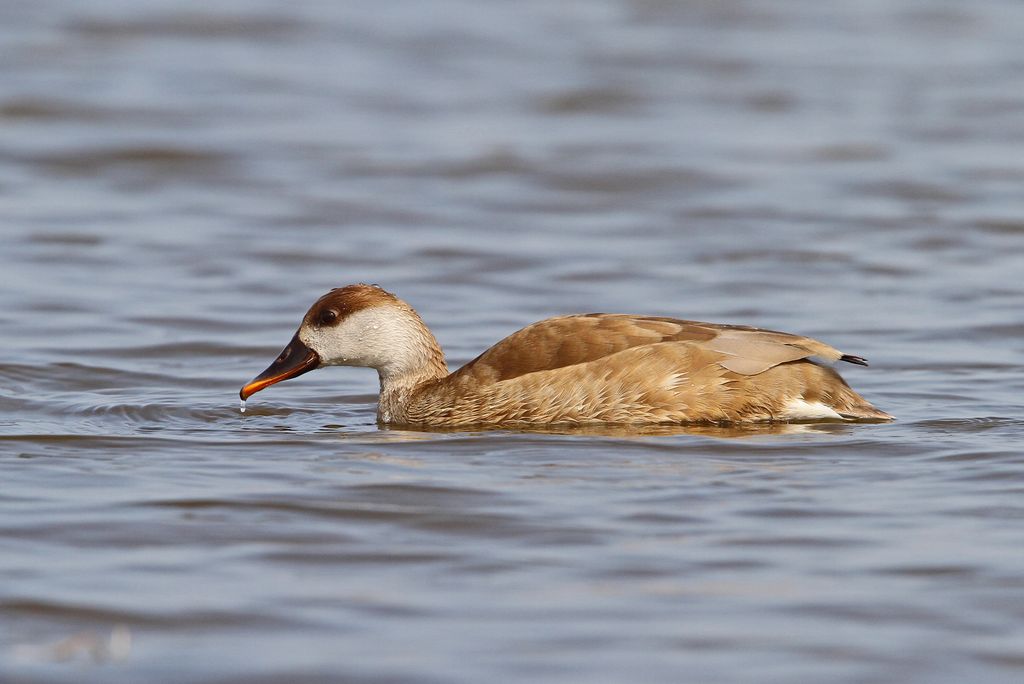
[240, 333, 320, 400]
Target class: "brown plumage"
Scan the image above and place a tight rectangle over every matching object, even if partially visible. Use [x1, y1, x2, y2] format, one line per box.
[240, 284, 893, 427]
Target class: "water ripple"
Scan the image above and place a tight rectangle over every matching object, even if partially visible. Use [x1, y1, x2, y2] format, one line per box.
[3, 1, 1024, 683]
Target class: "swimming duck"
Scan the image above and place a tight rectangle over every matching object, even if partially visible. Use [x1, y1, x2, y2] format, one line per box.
[240, 284, 892, 426]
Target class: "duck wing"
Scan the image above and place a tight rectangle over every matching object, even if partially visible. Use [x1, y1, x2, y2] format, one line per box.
[451, 314, 854, 385]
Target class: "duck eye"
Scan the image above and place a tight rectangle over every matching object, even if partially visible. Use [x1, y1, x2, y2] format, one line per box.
[319, 309, 338, 325]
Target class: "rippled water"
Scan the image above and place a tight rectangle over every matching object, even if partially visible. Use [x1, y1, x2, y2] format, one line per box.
[3, 1, 1024, 682]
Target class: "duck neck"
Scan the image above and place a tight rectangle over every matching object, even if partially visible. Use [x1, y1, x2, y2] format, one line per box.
[375, 316, 448, 424]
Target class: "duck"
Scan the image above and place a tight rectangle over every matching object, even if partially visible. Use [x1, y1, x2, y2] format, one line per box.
[239, 283, 892, 427]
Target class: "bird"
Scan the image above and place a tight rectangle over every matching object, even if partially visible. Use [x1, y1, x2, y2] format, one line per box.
[239, 283, 892, 427]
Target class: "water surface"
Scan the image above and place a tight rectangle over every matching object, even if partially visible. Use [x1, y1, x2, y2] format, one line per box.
[2, 1, 1024, 683]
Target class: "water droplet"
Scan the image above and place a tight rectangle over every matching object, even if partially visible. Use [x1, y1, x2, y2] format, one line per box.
[239, 399, 247, 413]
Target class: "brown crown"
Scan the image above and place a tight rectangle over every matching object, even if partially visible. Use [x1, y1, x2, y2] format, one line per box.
[303, 283, 401, 328]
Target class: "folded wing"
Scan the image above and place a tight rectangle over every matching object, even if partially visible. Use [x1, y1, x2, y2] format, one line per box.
[451, 314, 850, 385]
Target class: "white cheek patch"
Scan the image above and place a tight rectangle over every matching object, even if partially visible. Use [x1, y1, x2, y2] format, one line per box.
[780, 397, 843, 420]
[300, 325, 349, 366]
[298, 307, 398, 369]
[298, 326, 327, 358]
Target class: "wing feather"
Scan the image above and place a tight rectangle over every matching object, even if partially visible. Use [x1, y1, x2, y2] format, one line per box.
[451, 314, 848, 386]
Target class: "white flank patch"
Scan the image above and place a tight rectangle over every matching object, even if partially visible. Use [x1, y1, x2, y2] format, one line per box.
[662, 371, 686, 391]
[780, 397, 844, 420]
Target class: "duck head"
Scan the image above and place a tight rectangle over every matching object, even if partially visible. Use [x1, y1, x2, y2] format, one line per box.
[239, 284, 439, 401]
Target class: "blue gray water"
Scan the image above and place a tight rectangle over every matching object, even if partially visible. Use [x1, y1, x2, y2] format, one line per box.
[2, 1, 1024, 682]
